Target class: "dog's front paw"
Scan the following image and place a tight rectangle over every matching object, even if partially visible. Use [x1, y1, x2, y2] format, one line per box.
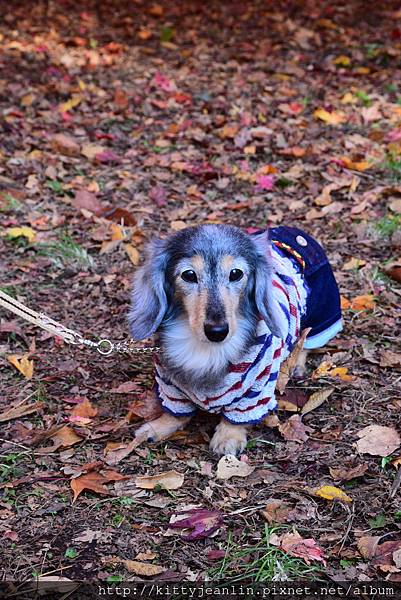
[210, 420, 247, 456]
[135, 413, 192, 444]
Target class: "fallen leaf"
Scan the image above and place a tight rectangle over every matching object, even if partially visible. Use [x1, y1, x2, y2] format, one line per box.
[5, 227, 36, 243]
[313, 108, 346, 125]
[380, 350, 401, 368]
[59, 95, 81, 112]
[315, 485, 353, 502]
[110, 381, 140, 394]
[301, 388, 334, 415]
[355, 425, 400, 457]
[343, 257, 366, 270]
[71, 467, 128, 503]
[70, 398, 97, 423]
[329, 464, 368, 480]
[261, 499, 292, 524]
[357, 536, 382, 559]
[216, 454, 255, 480]
[135, 470, 184, 490]
[73, 190, 103, 214]
[123, 560, 165, 576]
[0, 401, 43, 422]
[170, 220, 187, 231]
[350, 294, 375, 310]
[49, 426, 83, 450]
[104, 439, 141, 466]
[277, 328, 311, 394]
[278, 414, 311, 443]
[51, 133, 80, 157]
[149, 185, 167, 207]
[7, 354, 34, 379]
[280, 531, 327, 566]
[312, 361, 355, 381]
[340, 156, 371, 171]
[127, 392, 163, 422]
[81, 144, 105, 160]
[389, 198, 401, 214]
[124, 244, 140, 265]
[169, 508, 223, 540]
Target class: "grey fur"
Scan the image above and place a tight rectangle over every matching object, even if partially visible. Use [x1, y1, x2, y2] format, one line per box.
[129, 224, 286, 388]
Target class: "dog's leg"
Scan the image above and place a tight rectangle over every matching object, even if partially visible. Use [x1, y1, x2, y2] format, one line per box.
[210, 419, 248, 456]
[135, 413, 192, 443]
[293, 349, 309, 378]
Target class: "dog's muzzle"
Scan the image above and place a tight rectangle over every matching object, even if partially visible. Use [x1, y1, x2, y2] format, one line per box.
[204, 322, 229, 342]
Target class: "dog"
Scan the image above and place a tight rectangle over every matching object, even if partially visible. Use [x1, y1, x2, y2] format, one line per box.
[129, 224, 342, 456]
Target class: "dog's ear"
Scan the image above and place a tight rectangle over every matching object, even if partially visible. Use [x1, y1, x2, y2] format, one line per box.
[250, 232, 288, 339]
[129, 239, 169, 340]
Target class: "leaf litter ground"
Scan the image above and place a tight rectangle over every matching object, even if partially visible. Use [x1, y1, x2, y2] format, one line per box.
[0, 0, 401, 584]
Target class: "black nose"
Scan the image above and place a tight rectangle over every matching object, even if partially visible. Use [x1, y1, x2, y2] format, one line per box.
[204, 323, 229, 342]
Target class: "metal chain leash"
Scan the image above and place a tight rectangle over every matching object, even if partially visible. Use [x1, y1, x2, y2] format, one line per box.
[0, 290, 160, 356]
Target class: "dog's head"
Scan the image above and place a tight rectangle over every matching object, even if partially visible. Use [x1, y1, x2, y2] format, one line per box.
[129, 224, 287, 343]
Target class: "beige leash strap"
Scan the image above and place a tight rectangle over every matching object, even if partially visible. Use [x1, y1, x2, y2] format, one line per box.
[0, 290, 160, 356]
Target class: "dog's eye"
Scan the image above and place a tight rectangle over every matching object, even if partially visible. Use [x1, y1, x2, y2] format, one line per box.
[181, 270, 198, 283]
[229, 268, 244, 282]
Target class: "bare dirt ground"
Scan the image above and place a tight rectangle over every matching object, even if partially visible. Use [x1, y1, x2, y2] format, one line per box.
[0, 0, 400, 584]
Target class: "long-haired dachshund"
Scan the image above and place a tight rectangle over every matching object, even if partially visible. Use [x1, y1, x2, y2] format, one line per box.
[129, 224, 342, 456]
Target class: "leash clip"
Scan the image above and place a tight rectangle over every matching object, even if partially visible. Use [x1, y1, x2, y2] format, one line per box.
[95, 339, 114, 356]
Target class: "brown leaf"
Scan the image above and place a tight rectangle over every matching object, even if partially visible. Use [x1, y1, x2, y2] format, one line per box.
[73, 190, 104, 214]
[301, 387, 334, 415]
[104, 439, 141, 466]
[261, 499, 292, 524]
[0, 401, 43, 423]
[124, 560, 165, 576]
[71, 468, 128, 503]
[110, 381, 140, 394]
[127, 391, 163, 422]
[329, 464, 368, 481]
[45, 426, 83, 451]
[355, 425, 400, 457]
[315, 485, 352, 502]
[278, 414, 311, 443]
[276, 328, 311, 394]
[380, 350, 401, 368]
[71, 398, 97, 418]
[357, 535, 382, 559]
[51, 133, 80, 157]
[135, 470, 184, 490]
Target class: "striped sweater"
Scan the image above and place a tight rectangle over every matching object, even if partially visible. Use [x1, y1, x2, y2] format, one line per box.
[154, 244, 309, 425]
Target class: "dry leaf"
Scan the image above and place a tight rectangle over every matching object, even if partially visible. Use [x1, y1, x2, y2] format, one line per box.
[343, 257, 366, 270]
[301, 388, 334, 415]
[73, 190, 103, 214]
[49, 426, 82, 450]
[81, 144, 105, 160]
[135, 470, 184, 490]
[104, 439, 141, 466]
[7, 354, 34, 379]
[71, 468, 128, 502]
[71, 398, 97, 419]
[277, 328, 311, 394]
[357, 536, 381, 559]
[355, 425, 400, 457]
[278, 414, 311, 443]
[169, 508, 223, 540]
[329, 464, 368, 480]
[170, 220, 187, 231]
[0, 401, 43, 422]
[261, 499, 292, 524]
[312, 360, 354, 381]
[380, 350, 401, 368]
[51, 133, 80, 157]
[124, 243, 140, 265]
[340, 156, 371, 171]
[216, 455, 255, 480]
[313, 108, 346, 125]
[280, 531, 327, 566]
[123, 560, 165, 576]
[5, 227, 36, 243]
[315, 485, 352, 502]
[350, 294, 375, 310]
